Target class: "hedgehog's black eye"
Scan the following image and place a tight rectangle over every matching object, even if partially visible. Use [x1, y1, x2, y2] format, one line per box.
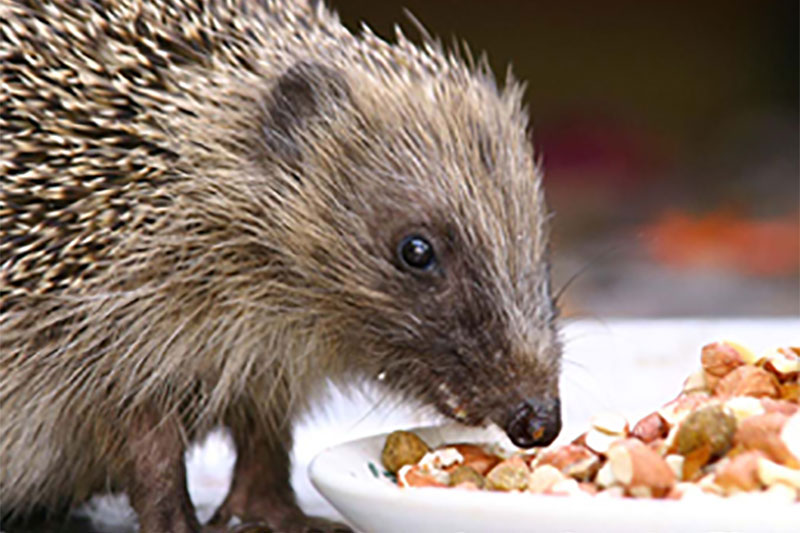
[398, 235, 436, 270]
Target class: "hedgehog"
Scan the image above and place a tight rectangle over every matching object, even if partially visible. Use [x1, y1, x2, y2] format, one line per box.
[0, 0, 562, 531]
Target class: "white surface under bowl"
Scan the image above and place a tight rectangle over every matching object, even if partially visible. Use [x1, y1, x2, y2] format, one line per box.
[309, 424, 800, 533]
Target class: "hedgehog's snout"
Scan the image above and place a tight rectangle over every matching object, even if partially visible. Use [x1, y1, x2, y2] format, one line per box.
[503, 396, 561, 448]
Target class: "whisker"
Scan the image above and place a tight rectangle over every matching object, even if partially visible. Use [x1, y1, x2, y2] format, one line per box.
[553, 241, 628, 305]
[560, 357, 589, 371]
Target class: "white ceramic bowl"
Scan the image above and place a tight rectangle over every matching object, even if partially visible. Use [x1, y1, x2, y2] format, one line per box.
[309, 424, 800, 533]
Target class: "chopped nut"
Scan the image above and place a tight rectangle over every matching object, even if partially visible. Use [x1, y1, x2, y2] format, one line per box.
[661, 425, 680, 454]
[701, 372, 721, 392]
[714, 451, 762, 493]
[734, 412, 796, 467]
[607, 438, 675, 497]
[681, 442, 712, 480]
[527, 464, 567, 493]
[762, 348, 800, 381]
[659, 394, 712, 427]
[701, 341, 747, 377]
[781, 413, 800, 465]
[724, 396, 765, 423]
[594, 461, 617, 489]
[757, 457, 800, 489]
[449, 465, 485, 489]
[382, 430, 430, 474]
[537, 444, 600, 481]
[383, 340, 799, 502]
[696, 472, 725, 495]
[584, 428, 621, 454]
[398, 464, 447, 488]
[646, 438, 667, 455]
[779, 382, 800, 403]
[682, 369, 711, 394]
[631, 411, 668, 443]
[713, 366, 780, 399]
[486, 455, 528, 491]
[668, 481, 724, 501]
[760, 398, 799, 416]
[628, 485, 654, 498]
[445, 443, 500, 475]
[664, 454, 685, 480]
[419, 447, 464, 470]
[725, 341, 759, 365]
[675, 405, 736, 460]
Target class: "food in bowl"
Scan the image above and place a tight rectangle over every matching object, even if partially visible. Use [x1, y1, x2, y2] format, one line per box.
[381, 342, 800, 502]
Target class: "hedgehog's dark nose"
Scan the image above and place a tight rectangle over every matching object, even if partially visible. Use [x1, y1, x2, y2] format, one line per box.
[505, 397, 561, 448]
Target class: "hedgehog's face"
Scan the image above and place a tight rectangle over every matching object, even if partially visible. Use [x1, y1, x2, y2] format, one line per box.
[334, 71, 560, 449]
[364, 218, 561, 448]
[259, 60, 561, 448]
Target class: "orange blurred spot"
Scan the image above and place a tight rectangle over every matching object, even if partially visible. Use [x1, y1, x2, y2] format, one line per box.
[643, 210, 799, 276]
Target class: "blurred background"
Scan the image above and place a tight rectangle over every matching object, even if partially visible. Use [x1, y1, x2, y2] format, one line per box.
[331, 0, 799, 317]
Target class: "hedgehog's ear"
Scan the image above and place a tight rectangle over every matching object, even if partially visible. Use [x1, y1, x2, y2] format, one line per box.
[260, 61, 351, 163]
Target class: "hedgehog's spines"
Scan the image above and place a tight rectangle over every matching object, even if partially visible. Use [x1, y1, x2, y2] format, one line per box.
[1, 0, 556, 523]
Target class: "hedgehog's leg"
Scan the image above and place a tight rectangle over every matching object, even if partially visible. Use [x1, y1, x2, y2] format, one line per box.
[209, 424, 351, 533]
[126, 409, 201, 533]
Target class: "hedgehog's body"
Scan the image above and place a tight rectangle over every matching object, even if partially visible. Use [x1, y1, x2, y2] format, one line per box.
[1, 1, 561, 531]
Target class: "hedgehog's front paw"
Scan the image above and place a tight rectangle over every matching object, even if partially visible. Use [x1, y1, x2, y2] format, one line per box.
[208, 431, 352, 532]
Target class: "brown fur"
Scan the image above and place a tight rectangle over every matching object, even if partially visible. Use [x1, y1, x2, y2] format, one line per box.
[1, 0, 561, 530]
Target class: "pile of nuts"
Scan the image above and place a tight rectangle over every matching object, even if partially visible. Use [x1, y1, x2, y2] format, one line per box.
[380, 341, 800, 502]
